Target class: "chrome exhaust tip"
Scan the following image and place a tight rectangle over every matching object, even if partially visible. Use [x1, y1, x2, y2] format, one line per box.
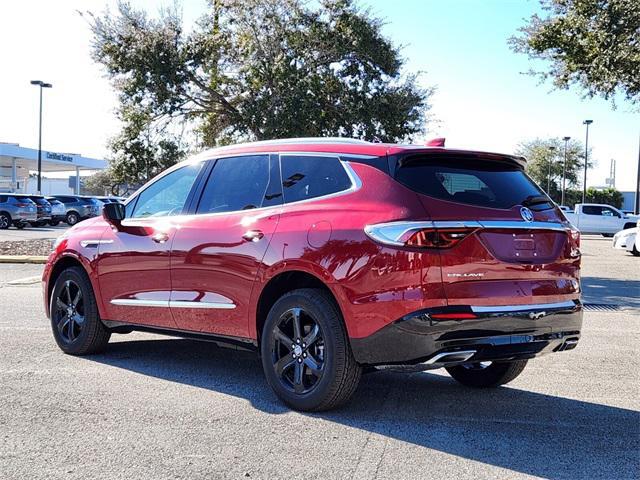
[425, 350, 477, 365]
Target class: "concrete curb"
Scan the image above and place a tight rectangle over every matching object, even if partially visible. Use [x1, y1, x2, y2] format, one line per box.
[0, 255, 48, 264]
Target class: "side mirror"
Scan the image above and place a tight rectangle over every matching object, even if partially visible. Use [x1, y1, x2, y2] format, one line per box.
[103, 202, 125, 227]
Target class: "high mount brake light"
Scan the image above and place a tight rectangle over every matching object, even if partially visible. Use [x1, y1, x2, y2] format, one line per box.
[364, 222, 477, 249]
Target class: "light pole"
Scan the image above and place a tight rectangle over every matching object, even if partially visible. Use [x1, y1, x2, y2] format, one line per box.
[561, 136, 571, 206]
[30, 80, 53, 194]
[582, 120, 593, 204]
[547, 146, 557, 195]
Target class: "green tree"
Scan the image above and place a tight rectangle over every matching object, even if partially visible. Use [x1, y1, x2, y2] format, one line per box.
[510, 0, 640, 105]
[85, 0, 432, 183]
[516, 138, 592, 201]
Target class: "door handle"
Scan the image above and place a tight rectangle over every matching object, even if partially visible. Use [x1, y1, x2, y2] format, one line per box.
[242, 230, 264, 242]
[151, 232, 170, 243]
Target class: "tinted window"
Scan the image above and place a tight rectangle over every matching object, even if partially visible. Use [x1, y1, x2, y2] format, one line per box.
[396, 155, 547, 210]
[131, 163, 202, 218]
[197, 155, 273, 214]
[582, 206, 602, 215]
[0, 195, 7, 203]
[280, 155, 352, 204]
[30, 197, 50, 205]
[56, 197, 74, 204]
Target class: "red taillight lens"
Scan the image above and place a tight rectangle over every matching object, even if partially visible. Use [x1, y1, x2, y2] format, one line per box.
[365, 222, 477, 249]
[404, 228, 475, 248]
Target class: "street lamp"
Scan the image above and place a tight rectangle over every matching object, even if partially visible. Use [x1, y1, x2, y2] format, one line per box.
[30, 80, 53, 194]
[561, 136, 571, 206]
[582, 120, 593, 204]
[547, 146, 557, 195]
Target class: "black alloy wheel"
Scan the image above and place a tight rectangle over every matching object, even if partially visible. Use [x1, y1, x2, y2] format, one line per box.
[271, 307, 325, 394]
[50, 267, 110, 355]
[261, 288, 361, 411]
[52, 279, 85, 343]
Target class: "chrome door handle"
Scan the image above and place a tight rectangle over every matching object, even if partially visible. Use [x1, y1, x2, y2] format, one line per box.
[151, 232, 170, 243]
[242, 230, 264, 242]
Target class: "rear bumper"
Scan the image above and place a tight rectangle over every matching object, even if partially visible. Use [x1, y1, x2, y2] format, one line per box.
[350, 300, 583, 366]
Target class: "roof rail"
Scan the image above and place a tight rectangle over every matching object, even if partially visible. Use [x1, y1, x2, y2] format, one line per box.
[215, 137, 372, 149]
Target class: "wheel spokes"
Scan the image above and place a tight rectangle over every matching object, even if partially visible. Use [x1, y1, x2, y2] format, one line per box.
[293, 361, 304, 393]
[56, 297, 68, 311]
[303, 355, 323, 378]
[64, 281, 72, 305]
[303, 324, 320, 347]
[274, 354, 295, 376]
[274, 327, 293, 349]
[291, 308, 302, 341]
[72, 289, 82, 308]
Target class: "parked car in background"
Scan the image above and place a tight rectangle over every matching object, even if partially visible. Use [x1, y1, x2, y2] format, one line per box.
[50, 195, 100, 226]
[43, 138, 583, 411]
[45, 197, 67, 226]
[563, 203, 638, 236]
[0, 194, 37, 229]
[15, 195, 52, 227]
[613, 220, 640, 256]
[558, 205, 571, 212]
[96, 196, 125, 204]
[82, 196, 105, 213]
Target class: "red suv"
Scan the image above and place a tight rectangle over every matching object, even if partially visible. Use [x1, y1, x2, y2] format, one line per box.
[43, 138, 582, 411]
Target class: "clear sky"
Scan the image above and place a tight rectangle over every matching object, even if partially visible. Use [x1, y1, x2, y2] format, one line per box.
[1, 0, 638, 190]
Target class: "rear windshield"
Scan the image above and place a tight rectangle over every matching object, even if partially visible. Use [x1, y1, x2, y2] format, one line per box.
[395, 155, 549, 210]
[30, 197, 50, 205]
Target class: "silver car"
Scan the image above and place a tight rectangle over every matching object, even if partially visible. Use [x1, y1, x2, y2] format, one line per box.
[0, 194, 38, 229]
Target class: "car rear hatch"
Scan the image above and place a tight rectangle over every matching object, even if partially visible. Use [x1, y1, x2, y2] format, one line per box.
[393, 151, 581, 308]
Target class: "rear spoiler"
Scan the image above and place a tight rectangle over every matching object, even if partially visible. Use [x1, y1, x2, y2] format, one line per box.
[389, 149, 527, 176]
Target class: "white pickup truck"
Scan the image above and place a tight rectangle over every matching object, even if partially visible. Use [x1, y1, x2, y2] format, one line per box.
[563, 203, 639, 236]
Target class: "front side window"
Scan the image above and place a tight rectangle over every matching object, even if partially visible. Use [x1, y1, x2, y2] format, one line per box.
[197, 155, 273, 214]
[130, 163, 202, 218]
[582, 206, 603, 216]
[280, 155, 352, 204]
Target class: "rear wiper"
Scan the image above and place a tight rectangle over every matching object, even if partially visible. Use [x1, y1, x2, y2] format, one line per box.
[521, 195, 551, 207]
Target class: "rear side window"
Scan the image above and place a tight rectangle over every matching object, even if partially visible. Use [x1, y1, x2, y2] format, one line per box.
[280, 155, 352, 204]
[197, 155, 273, 214]
[0, 195, 7, 203]
[395, 155, 547, 210]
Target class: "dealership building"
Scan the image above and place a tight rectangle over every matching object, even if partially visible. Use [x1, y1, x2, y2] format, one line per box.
[0, 142, 107, 195]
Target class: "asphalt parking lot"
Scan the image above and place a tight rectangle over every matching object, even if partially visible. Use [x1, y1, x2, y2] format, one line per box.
[0, 223, 69, 242]
[0, 237, 638, 479]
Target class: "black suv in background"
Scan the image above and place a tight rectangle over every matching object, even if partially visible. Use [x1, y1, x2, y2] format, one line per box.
[50, 195, 100, 226]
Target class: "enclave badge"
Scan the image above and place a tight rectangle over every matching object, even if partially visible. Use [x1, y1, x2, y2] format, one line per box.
[520, 206, 534, 222]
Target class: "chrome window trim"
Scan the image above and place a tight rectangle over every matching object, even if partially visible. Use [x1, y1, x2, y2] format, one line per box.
[471, 301, 578, 313]
[121, 153, 363, 224]
[110, 299, 237, 309]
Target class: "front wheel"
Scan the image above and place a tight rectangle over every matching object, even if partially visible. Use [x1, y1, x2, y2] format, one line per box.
[261, 288, 361, 411]
[632, 245, 640, 257]
[50, 266, 110, 355]
[49, 220, 60, 227]
[446, 359, 528, 388]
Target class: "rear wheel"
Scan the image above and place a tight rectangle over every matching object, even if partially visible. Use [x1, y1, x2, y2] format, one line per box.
[50, 267, 110, 355]
[49, 220, 60, 227]
[14, 222, 25, 229]
[261, 288, 361, 411]
[632, 245, 640, 257]
[66, 212, 79, 226]
[0, 212, 10, 229]
[446, 360, 528, 388]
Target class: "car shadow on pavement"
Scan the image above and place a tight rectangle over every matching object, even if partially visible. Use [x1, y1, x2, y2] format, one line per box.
[581, 276, 640, 309]
[87, 337, 639, 479]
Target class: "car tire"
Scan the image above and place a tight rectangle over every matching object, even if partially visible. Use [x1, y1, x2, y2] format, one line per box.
[49, 220, 60, 227]
[66, 212, 80, 226]
[446, 359, 528, 388]
[602, 233, 614, 238]
[0, 212, 10, 230]
[50, 266, 111, 355]
[261, 288, 361, 412]
[632, 245, 640, 257]
[14, 222, 25, 229]
[29, 222, 39, 227]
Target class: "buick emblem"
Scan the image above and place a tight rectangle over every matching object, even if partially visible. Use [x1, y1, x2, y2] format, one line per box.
[520, 207, 534, 222]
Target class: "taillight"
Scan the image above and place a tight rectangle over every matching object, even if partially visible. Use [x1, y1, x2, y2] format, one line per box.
[364, 221, 477, 249]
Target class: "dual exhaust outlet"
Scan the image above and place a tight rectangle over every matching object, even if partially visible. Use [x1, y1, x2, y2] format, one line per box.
[375, 350, 476, 373]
